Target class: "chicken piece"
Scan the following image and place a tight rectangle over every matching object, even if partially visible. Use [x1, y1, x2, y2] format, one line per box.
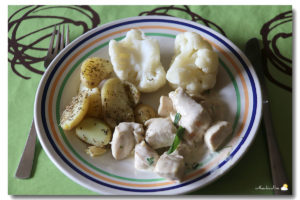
[169, 87, 211, 138]
[129, 122, 145, 143]
[154, 152, 185, 181]
[144, 118, 177, 149]
[173, 141, 192, 159]
[158, 96, 175, 117]
[111, 122, 144, 160]
[134, 141, 159, 171]
[204, 121, 232, 151]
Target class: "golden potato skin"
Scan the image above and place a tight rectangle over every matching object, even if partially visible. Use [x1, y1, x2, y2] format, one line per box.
[60, 92, 89, 131]
[80, 57, 113, 88]
[101, 78, 135, 125]
[79, 83, 102, 118]
[134, 104, 156, 124]
[87, 88, 102, 118]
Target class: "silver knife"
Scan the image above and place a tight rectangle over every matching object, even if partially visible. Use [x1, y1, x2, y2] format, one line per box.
[245, 38, 291, 195]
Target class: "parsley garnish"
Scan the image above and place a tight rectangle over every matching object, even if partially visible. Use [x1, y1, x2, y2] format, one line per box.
[146, 157, 154, 165]
[173, 113, 181, 126]
[167, 126, 185, 154]
[167, 113, 185, 154]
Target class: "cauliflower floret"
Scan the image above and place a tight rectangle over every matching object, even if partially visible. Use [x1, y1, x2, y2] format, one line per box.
[166, 32, 219, 95]
[109, 29, 166, 93]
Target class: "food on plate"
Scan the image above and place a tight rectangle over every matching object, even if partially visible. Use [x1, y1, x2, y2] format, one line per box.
[60, 30, 232, 181]
[166, 32, 219, 95]
[173, 141, 192, 159]
[144, 118, 176, 149]
[166, 125, 185, 155]
[111, 122, 144, 160]
[101, 77, 134, 127]
[134, 104, 156, 124]
[146, 88, 231, 180]
[79, 83, 102, 118]
[158, 96, 175, 117]
[85, 146, 107, 157]
[60, 91, 89, 131]
[169, 87, 211, 138]
[109, 29, 166, 93]
[154, 152, 185, 181]
[134, 141, 159, 170]
[80, 57, 113, 89]
[122, 81, 141, 107]
[204, 121, 232, 151]
[75, 117, 112, 147]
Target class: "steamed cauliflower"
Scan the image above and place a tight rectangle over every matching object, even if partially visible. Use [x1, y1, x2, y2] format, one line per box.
[109, 29, 166, 93]
[166, 32, 219, 95]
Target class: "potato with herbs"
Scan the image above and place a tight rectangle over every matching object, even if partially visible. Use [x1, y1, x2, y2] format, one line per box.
[79, 83, 102, 118]
[76, 117, 112, 147]
[134, 104, 156, 124]
[80, 57, 113, 89]
[101, 77, 135, 127]
[123, 81, 141, 107]
[60, 92, 89, 131]
[85, 146, 107, 157]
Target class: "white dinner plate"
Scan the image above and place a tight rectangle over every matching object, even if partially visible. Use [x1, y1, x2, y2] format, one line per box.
[34, 16, 262, 195]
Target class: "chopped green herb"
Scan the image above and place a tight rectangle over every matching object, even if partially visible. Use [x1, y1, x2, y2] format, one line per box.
[146, 157, 154, 165]
[173, 113, 181, 126]
[167, 126, 185, 154]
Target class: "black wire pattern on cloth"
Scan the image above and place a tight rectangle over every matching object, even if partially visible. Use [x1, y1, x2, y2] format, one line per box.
[8, 5, 100, 79]
[139, 5, 227, 37]
[260, 11, 292, 92]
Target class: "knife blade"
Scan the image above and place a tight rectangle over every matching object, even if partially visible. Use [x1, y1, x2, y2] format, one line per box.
[245, 38, 291, 195]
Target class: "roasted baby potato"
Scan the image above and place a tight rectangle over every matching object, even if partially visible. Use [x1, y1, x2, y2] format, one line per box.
[75, 117, 112, 147]
[85, 146, 107, 157]
[60, 92, 89, 131]
[79, 83, 102, 118]
[80, 57, 113, 88]
[101, 78, 135, 126]
[134, 104, 156, 124]
[123, 81, 141, 107]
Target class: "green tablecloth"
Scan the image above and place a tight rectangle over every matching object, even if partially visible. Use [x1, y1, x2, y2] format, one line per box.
[8, 5, 293, 195]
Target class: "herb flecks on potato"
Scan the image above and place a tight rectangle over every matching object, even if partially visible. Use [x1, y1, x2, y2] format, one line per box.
[76, 117, 112, 147]
[79, 83, 102, 118]
[80, 57, 113, 89]
[134, 104, 156, 124]
[101, 77, 135, 127]
[60, 92, 89, 131]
